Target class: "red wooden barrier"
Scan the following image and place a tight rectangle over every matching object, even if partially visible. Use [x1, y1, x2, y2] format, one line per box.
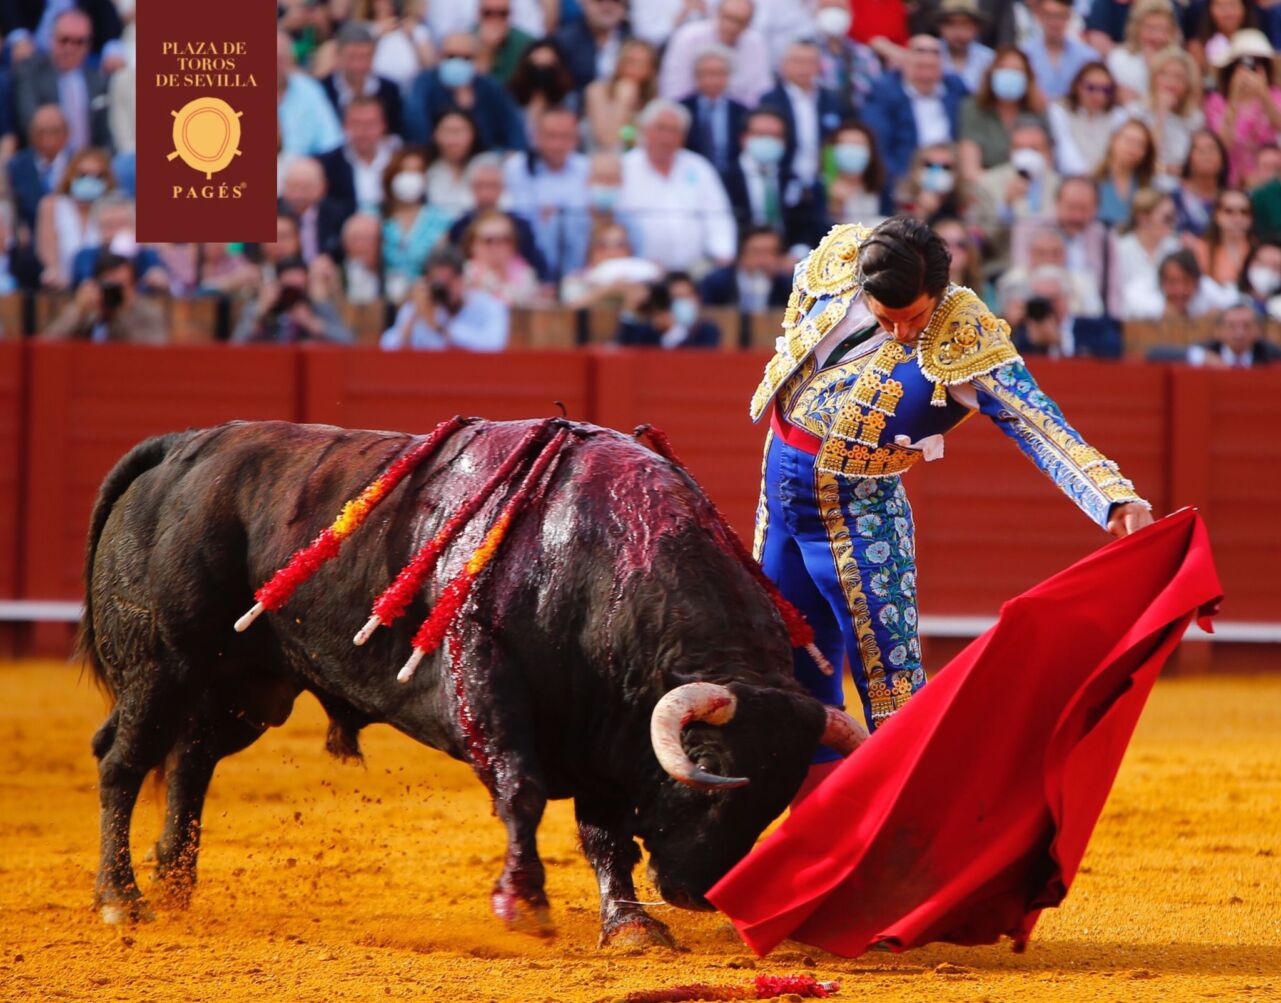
[22, 344, 302, 601]
[0, 342, 22, 598]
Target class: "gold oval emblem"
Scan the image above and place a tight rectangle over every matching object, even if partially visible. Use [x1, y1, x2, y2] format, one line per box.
[167, 97, 243, 179]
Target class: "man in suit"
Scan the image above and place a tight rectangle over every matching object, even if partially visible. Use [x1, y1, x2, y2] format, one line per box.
[1010, 264, 1121, 359]
[1, 0, 123, 62]
[758, 40, 845, 188]
[449, 154, 549, 281]
[970, 118, 1060, 273]
[320, 22, 403, 139]
[317, 96, 399, 219]
[680, 46, 749, 177]
[721, 109, 829, 249]
[8, 103, 69, 229]
[13, 8, 110, 152]
[550, 0, 631, 92]
[700, 225, 793, 311]
[1186, 301, 1281, 367]
[278, 157, 346, 265]
[405, 32, 526, 151]
[861, 34, 967, 190]
[1011, 176, 1109, 313]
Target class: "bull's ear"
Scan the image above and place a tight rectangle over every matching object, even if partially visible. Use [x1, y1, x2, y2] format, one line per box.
[721, 682, 829, 748]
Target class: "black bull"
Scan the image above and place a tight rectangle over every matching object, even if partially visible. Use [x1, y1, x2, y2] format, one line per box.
[81, 418, 848, 946]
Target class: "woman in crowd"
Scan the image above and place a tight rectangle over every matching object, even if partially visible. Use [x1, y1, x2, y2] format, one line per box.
[1107, 0, 1181, 104]
[380, 146, 455, 303]
[559, 220, 662, 309]
[1127, 47, 1205, 183]
[1238, 240, 1281, 316]
[1191, 187, 1258, 295]
[957, 47, 1047, 181]
[1189, 0, 1254, 77]
[1205, 29, 1281, 187]
[35, 147, 115, 290]
[933, 217, 992, 304]
[1107, 186, 1182, 319]
[426, 111, 485, 215]
[462, 208, 542, 306]
[1048, 62, 1129, 176]
[585, 39, 659, 151]
[897, 143, 968, 224]
[825, 121, 890, 224]
[1094, 117, 1158, 227]
[1172, 129, 1230, 235]
[507, 40, 579, 135]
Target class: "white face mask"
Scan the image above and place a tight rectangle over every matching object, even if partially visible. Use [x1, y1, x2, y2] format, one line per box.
[921, 165, 955, 195]
[1248, 265, 1281, 295]
[390, 170, 426, 203]
[816, 7, 853, 37]
[1010, 147, 1047, 179]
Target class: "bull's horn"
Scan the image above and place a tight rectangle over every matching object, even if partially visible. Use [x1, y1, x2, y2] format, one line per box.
[650, 682, 749, 790]
[820, 706, 868, 756]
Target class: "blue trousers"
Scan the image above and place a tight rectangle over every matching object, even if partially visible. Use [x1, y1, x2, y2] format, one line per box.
[754, 432, 926, 756]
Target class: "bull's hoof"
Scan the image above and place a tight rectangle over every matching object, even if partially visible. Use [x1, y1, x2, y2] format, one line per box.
[600, 915, 677, 950]
[98, 896, 155, 926]
[491, 891, 555, 937]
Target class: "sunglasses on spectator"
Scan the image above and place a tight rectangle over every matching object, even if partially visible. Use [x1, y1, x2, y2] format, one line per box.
[1238, 56, 1261, 70]
[1082, 82, 1115, 95]
[1219, 204, 1251, 215]
[478, 233, 514, 244]
[481, 6, 510, 17]
[56, 34, 90, 45]
[910, 44, 941, 54]
[923, 159, 953, 169]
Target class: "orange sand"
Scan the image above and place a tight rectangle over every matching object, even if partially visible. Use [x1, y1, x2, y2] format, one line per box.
[0, 661, 1277, 1002]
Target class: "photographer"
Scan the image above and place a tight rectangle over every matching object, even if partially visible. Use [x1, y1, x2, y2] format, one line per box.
[231, 258, 354, 344]
[42, 253, 166, 344]
[380, 247, 509, 352]
[1010, 264, 1121, 358]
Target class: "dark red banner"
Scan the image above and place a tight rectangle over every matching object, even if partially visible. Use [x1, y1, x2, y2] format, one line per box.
[136, 0, 276, 242]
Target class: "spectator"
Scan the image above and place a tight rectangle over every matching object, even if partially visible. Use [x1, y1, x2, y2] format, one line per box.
[461, 208, 543, 306]
[380, 146, 455, 302]
[722, 108, 826, 249]
[1095, 117, 1157, 226]
[1189, 0, 1254, 77]
[260, 213, 303, 284]
[1108, 186, 1181, 320]
[9, 104, 70, 230]
[935, 0, 995, 93]
[934, 217, 991, 301]
[1172, 128, 1230, 236]
[1205, 30, 1281, 187]
[43, 253, 167, 344]
[451, 154, 549, 280]
[381, 246, 509, 351]
[759, 40, 845, 187]
[334, 212, 385, 305]
[1047, 61, 1127, 176]
[617, 272, 721, 348]
[68, 193, 164, 289]
[658, 0, 772, 107]
[503, 106, 590, 281]
[1248, 143, 1281, 190]
[507, 40, 579, 136]
[422, 0, 552, 39]
[279, 157, 345, 264]
[1191, 187, 1257, 296]
[232, 256, 354, 344]
[107, 57, 134, 154]
[581, 150, 645, 252]
[1002, 224, 1105, 320]
[618, 100, 736, 273]
[1250, 144, 1281, 242]
[1106, 0, 1181, 104]
[0, 201, 39, 294]
[896, 142, 967, 225]
[474, 0, 535, 84]
[585, 38, 659, 151]
[1186, 299, 1281, 366]
[862, 34, 968, 189]
[276, 30, 344, 156]
[1013, 176, 1109, 304]
[1238, 240, 1281, 316]
[551, 0, 632, 93]
[13, 9, 109, 152]
[699, 226, 792, 311]
[35, 145, 113, 289]
[320, 21, 404, 137]
[814, 0, 883, 110]
[826, 120, 891, 223]
[9, 0, 124, 64]
[360, 0, 436, 91]
[406, 32, 526, 151]
[1010, 264, 1120, 357]
[426, 110, 484, 215]
[188, 243, 260, 297]
[679, 46, 749, 177]
[559, 220, 662, 309]
[958, 46, 1048, 180]
[1157, 249, 1215, 326]
[1127, 46, 1203, 182]
[970, 117, 1060, 265]
[318, 96, 400, 218]
[1023, 0, 1100, 101]
[913, 0, 1016, 49]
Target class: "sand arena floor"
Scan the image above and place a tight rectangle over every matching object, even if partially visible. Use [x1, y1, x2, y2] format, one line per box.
[0, 661, 1277, 1003]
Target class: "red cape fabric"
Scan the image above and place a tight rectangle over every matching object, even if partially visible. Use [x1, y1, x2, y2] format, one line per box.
[707, 508, 1222, 958]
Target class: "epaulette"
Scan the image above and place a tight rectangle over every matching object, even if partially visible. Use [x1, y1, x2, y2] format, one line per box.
[795, 222, 874, 298]
[916, 285, 1022, 405]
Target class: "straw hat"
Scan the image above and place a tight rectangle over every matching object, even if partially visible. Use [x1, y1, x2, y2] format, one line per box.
[935, 0, 986, 25]
[1212, 28, 1276, 69]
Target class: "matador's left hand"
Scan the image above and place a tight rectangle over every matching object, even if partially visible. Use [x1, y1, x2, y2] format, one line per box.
[1107, 502, 1155, 538]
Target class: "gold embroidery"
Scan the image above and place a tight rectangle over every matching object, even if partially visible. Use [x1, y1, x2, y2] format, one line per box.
[751, 429, 774, 562]
[816, 468, 888, 716]
[816, 340, 920, 478]
[750, 292, 853, 421]
[891, 671, 914, 712]
[916, 285, 1021, 388]
[801, 223, 873, 297]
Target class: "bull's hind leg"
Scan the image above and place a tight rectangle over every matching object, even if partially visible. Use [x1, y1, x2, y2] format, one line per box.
[575, 799, 676, 949]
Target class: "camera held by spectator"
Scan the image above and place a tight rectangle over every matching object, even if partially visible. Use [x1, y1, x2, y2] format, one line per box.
[616, 272, 721, 349]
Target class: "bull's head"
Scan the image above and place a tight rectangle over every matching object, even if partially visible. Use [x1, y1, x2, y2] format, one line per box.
[636, 681, 867, 910]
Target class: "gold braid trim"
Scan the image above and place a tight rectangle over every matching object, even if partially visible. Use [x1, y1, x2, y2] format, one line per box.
[750, 289, 853, 421]
[916, 286, 1022, 399]
[799, 223, 874, 297]
[751, 429, 774, 563]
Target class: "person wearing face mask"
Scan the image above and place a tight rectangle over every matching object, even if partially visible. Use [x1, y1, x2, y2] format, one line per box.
[813, 0, 884, 113]
[722, 109, 827, 249]
[896, 142, 963, 225]
[958, 46, 1048, 182]
[826, 121, 891, 223]
[379, 146, 455, 304]
[700, 226, 792, 311]
[1238, 241, 1281, 317]
[35, 145, 113, 289]
[759, 40, 846, 188]
[616, 272, 722, 348]
[405, 32, 527, 152]
[970, 118, 1060, 271]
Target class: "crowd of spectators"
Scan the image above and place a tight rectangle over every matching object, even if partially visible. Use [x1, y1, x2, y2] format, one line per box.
[3, 0, 1280, 365]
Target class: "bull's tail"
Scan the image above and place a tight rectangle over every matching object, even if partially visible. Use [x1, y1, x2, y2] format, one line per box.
[77, 431, 193, 701]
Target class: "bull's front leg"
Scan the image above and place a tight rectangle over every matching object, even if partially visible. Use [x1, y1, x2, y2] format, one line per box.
[488, 765, 554, 936]
[575, 799, 676, 949]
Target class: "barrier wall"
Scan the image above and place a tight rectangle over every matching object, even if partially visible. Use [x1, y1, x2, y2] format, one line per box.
[7, 343, 1281, 655]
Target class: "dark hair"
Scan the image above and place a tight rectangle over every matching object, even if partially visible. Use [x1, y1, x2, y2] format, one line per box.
[738, 225, 782, 253]
[335, 21, 376, 46]
[344, 94, 386, 122]
[1219, 53, 1274, 93]
[975, 46, 1045, 114]
[1159, 248, 1200, 282]
[640, 280, 672, 314]
[507, 40, 576, 106]
[424, 246, 466, 275]
[93, 252, 131, 278]
[1196, 0, 1255, 43]
[430, 110, 485, 164]
[274, 256, 309, 277]
[1181, 128, 1229, 186]
[746, 108, 787, 132]
[1064, 60, 1116, 113]
[1095, 118, 1156, 187]
[1239, 241, 1281, 294]
[831, 118, 886, 193]
[858, 216, 951, 308]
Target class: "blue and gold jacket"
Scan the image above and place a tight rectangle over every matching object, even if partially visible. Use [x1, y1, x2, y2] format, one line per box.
[749, 224, 1148, 529]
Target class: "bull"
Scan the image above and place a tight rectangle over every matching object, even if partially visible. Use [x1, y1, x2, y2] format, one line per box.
[82, 418, 863, 946]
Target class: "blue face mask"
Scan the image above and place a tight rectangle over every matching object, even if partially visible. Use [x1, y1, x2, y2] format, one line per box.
[990, 67, 1028, 102]
[833, 142, 871, 176]
[439, 57, 475, 89]
[70, 174, 107, 202]
[588, 184, 620, 211]
[671, 297, 699, 327]
[746, 135, 785, 166]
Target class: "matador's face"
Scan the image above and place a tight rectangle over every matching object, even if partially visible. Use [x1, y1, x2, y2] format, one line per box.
[864, 291, 943, 344]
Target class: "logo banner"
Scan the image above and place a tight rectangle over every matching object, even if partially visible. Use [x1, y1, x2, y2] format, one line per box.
[136, 0, 276, 242]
